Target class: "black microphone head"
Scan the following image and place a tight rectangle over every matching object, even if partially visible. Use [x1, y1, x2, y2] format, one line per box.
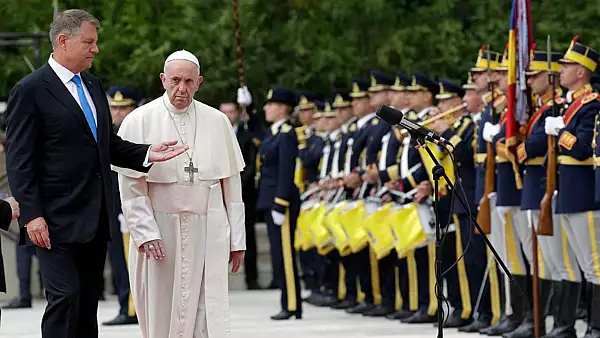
[376, 105, 403, 125]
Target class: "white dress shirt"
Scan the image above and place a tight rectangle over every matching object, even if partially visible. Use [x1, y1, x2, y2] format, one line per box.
[47, 54, 98, 125]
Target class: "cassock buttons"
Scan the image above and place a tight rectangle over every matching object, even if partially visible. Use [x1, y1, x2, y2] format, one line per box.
[182, 131, 186, 135]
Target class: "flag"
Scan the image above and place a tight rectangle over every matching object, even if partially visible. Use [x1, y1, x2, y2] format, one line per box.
[505, 0, 533, 189]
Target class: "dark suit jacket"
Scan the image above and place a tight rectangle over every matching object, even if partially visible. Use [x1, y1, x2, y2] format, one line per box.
[0, 199, 13, 293]
[4, 63, 151, 246]
[236, 124, 258, 198]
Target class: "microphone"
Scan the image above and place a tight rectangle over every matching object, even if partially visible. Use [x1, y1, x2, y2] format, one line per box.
[376, 105, 450, 146]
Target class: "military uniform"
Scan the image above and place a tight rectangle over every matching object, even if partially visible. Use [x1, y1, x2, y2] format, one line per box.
[552, 37, 600, 338]
[344, 78, 380, 315]
[520, 50, 582, 338]
[257, 88, 303, 320]
[294, 92, 326, 304]
[461, 48, 506, 334]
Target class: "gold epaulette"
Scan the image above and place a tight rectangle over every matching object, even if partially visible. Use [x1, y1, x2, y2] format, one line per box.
[281, 123, 292, 133]
[371, 117, 379, 125]
[582, 92, 599, 104]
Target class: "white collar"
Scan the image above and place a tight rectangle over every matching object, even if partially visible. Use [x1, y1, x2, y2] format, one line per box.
[566, 90, 574, 103]
[48, 53, 78, 85]
[341, 116, 357, 133]
[162, 92, 195, 115]
[417, 106, 433, 119]
[270, 119, 286, 134]
[329, 129, 341, 141]
[357, 112, 376, 129]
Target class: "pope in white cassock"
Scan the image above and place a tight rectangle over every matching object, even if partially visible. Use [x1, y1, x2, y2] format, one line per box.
[112, 50, 246, 338]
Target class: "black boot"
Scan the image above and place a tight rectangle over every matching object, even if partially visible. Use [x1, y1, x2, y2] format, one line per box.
[504, 278, 552, 338]
[487, 275, 527, 336]
[583, 283, 600, 338]
[544, 280, 579, 338]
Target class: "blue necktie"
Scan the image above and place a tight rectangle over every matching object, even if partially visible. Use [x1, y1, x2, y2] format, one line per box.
[71, 75, 98, 141]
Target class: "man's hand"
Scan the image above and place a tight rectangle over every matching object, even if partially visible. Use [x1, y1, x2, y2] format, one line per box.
[4, 197, 19, 220]
[362, 167, 379, 184]
[149, 141, 189, 163]
[230, 250, 245, 273]
[140, 239, 166, 260]
[414, 181, 433, 202]
[237, 86, 253, 106]
[344, 173, 361, 189]
[26, 217, 50, 249]
[271, 210, 285, 226]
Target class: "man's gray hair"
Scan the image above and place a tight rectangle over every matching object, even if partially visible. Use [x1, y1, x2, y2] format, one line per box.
[49, 9, 100, 48]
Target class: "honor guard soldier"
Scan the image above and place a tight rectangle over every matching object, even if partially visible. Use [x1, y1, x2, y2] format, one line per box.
[257, 87, 303, 320]
[547, 36, 600, 338]
[361, 70, 401, 318]
[293, 91, 325, 305]
[327, 88, 363, 311]
[103, 86, 141, 326]
[468, 46, 507, 335]
[457, 72, 499, 333]
[483, 49, 535, 337]
[400, 72, 441, 325]
[341, 77, 380, 315]
[428, 78, 475, 328]
[520, 49, 581, 338]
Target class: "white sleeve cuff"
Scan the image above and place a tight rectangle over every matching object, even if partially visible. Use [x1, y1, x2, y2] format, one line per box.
[227, 202, 246, 251]
[142, 146, 152, 167]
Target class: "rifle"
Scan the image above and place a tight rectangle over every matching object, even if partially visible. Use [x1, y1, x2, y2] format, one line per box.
[476, 45, 495, 235]
[538, 35, 556, 236]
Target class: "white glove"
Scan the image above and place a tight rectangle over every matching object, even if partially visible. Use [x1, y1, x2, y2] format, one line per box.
[482, 122, 501, 143]
[237, 86, 252, 106]
[271, 210, 285, 226]
[118, 213, 129, 234]
[544, 116, 565, 136]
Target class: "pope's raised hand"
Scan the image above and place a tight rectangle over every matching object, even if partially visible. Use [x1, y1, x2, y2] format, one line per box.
[149, 141, 189, 163]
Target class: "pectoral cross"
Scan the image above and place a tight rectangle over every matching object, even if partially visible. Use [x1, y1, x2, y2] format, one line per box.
[184, 161, 198, 182]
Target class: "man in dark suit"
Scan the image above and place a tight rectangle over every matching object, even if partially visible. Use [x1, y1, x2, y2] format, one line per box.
[4, 9, 187, 338]
[0, 196, 20, 326]
[220, 100, 261, 290]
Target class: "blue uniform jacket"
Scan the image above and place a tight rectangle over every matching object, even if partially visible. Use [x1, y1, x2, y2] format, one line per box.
[349, 116, 380, 172]
[298, 129, 325, 185]
[555, 89, 600, 213]
[257, 120, 300, 213]
[493, 122, 523, 207]
[519, 99, 554, 211]
[441, 114, 476, 214]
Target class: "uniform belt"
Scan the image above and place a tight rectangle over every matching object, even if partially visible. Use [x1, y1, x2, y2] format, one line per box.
[474, 153, 487, 163]
[525, 157, 545, 166]
[558, 155, 593, 166]
[495, 156, 509, 163]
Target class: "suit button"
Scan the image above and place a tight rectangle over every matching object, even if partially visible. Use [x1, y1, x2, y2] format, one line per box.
[96, 173, 102, 179]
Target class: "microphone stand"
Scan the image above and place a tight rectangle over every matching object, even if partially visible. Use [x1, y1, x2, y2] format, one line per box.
[410, 132, 515, 338]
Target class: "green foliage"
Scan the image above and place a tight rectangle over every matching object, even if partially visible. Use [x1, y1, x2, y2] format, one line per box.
[1, 0, 599, 107]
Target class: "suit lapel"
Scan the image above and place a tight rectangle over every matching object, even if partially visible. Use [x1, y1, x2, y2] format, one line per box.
[42, 64, 96, 142]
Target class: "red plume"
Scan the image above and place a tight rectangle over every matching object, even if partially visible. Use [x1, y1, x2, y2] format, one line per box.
[481, 44, 486, 51]
[573, 35, 580, 42]
[532, 43, 537, 50]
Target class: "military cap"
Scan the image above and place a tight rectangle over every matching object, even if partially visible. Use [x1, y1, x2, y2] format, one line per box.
[471, 45, 503, 72]
[559, 35, 600, 72]
[391, 72, 411, 91]
[368, 70, 394, 92]
[496, 47, 509, 72]
[320, 99, 336, 118]
[436, 78, 464, 100]
[331, 89, 352, 108]
[462, 72, 477, 90]
[349, 78, 370, 98]
[296, 91, 318, 110]
[526, 49, 562, 75]
[313, 101, 324, 119]
[408, 72, 438, 94]
[266, 87, 297, 107]
[107, 86, 141, 107]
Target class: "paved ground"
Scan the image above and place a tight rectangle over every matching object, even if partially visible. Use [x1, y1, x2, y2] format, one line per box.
[1, 290, 590, 338]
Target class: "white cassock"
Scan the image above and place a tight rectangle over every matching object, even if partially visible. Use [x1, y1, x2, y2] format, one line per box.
[112, 92, 246, 338]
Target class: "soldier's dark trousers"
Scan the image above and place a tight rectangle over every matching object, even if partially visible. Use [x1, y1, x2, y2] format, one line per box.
[265, 203, 303, 314]
[355, 247, 374, 304]
[379, 252, 397, 310]
[298, 248, 321, 292]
